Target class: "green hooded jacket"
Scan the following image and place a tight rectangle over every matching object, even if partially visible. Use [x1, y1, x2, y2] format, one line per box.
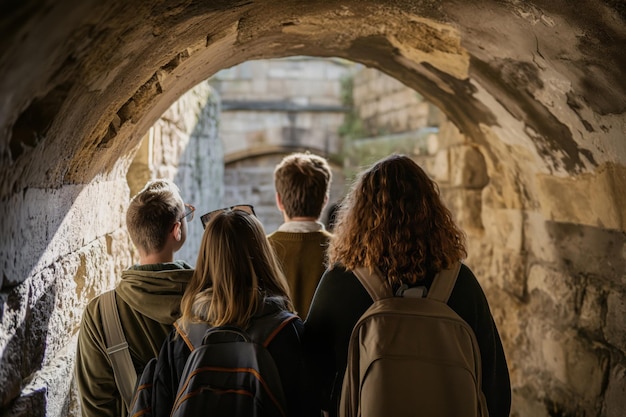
[75, 261, 193, 417]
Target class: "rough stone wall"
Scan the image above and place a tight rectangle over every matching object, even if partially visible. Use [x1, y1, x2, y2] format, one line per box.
[428, 120, 626, 417]
[0, 83, 221, 416]
[0, 179, 132, 417]
[353, 66, 441, 136]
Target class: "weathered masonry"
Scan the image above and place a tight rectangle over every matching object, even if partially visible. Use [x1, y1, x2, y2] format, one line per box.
[1, 1, 625, 416]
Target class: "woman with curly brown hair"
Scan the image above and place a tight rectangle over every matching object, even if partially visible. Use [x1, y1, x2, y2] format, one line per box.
[304, 154, 511, 417]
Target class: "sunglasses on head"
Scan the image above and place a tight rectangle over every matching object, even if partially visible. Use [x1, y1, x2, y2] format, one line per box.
[200, 204, 256, 229]
[179, 203, 195, 222]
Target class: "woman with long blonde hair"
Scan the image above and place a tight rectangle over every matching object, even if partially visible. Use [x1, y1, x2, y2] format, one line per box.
[305, 154, 511, 417]
[151, 207, 313, 417]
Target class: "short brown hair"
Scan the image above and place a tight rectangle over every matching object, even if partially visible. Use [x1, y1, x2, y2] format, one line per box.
[179, 210, 293, 329]
[125, 179, 184, 253]
[329, 154, 467, 285]
[274, 152, 332, 219]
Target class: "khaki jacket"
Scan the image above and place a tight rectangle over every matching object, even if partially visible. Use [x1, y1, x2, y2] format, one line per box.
[75, 261, 193, 417]
[267, 230, 331, 318]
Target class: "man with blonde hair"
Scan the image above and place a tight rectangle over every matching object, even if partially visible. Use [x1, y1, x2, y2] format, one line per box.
[268, 152, 333, 318]
[76, 179, 195, 417]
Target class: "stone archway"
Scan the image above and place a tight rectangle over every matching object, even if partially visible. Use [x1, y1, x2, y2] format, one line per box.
[1, 1, 625, 416]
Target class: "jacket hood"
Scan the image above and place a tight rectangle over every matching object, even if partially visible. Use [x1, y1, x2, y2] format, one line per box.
[116, 262, 194, 324]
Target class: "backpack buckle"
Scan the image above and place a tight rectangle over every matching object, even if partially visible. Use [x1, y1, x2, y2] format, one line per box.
[396, 284, 428, 298]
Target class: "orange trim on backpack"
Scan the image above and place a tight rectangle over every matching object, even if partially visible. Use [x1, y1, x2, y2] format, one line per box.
[262, 315, 298, 347]
[171, 366, 287, 417]
[173, 321, 195, 352]
[129, 382, 153, 417]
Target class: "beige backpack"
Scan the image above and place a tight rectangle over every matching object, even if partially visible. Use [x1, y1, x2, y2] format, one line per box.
[339, 262, 489, 417]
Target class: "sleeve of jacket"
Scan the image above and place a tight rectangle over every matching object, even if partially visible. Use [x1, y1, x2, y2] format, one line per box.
[152, 330, 189, 417]
[448, 265, 511, 417]
[303, 272, 338, 413]
[303, 266, 372, 416]
[268, 317, 318, 417]
[75, 299, 122, 417]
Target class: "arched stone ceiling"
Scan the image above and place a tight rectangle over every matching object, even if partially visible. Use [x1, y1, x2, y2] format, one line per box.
[0, 0, 624, 202]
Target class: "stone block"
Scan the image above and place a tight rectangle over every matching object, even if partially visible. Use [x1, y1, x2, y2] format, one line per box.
[324, 62, 349, 80]
[490, 251, 526, 298]
[579, 284, 604, 335]
[0, 282, 28, 407]
[441, 188, 484, 234]
[527, 264, 578, 324]
[377, 95, 396, 116]
[605, 290, 626, 351]
[437, 119, 468, 148]
[390, 108, 410, 132]
[545, 221, 625, 278]
[450, 145, 489, 188]
[407, 103, 430, 131]
[21, 335, 77, 417]
[430, 149, 449, 182]
[426, 133, 439, 155]
[536, 163, 626, 232]
[604, 362, 626, 417]
[353, 83, 368, 104]
[481, 205, 524, 253]
[426, 103, 441, 127]
[3, 180, 128, 289]
[251, 77, 268, 95]
[357, 101, 372, 120]
[107, 229, 135, 277]
[540, 329, 607, 401]
[523, 211, 560, 265]
[510, 387, 550, 417]
[0, 387, 46, 417]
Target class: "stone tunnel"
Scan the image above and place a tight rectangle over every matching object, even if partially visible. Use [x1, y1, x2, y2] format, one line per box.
[1, 1, 625, 416]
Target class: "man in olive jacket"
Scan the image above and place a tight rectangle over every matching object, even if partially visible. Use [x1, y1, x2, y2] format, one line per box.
[267, 152, 333, 318]
[75, 179, 195, 417]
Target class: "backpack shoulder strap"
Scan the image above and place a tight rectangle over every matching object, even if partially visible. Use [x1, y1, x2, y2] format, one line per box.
[173, 321, 211, 351]
[174, 310, 298, 350]
[427, 261, 462, 303]
[352, 266, 393, 301]
[247, 310, 299, 347]
[100, 289, 137, 410]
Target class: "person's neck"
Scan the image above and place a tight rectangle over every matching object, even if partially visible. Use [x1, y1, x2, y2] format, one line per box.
[284, 215, 318, 223]
[139, 251, 174, 265]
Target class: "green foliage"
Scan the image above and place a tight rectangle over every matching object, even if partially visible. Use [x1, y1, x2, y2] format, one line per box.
[337, 74, 367, 141]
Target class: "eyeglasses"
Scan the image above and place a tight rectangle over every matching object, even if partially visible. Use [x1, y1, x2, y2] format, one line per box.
[200, 204, 255, 229]
[179, 203, 195, 222]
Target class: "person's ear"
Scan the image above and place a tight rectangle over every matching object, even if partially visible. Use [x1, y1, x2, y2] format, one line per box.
[323, 193, 329, 209]
[172, 221, 182, 242]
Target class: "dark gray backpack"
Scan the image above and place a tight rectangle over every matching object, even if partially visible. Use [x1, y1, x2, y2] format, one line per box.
[170, 309, 298, 417]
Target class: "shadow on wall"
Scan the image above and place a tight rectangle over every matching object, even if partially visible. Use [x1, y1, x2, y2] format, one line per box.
[509, 220, 626, 416]
[0, 179, 132, 414]
[1, 184, 85, 289]
[0, 283, 54, 415]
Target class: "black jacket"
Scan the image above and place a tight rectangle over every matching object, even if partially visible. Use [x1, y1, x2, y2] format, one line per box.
[304, 263, 511, 417]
